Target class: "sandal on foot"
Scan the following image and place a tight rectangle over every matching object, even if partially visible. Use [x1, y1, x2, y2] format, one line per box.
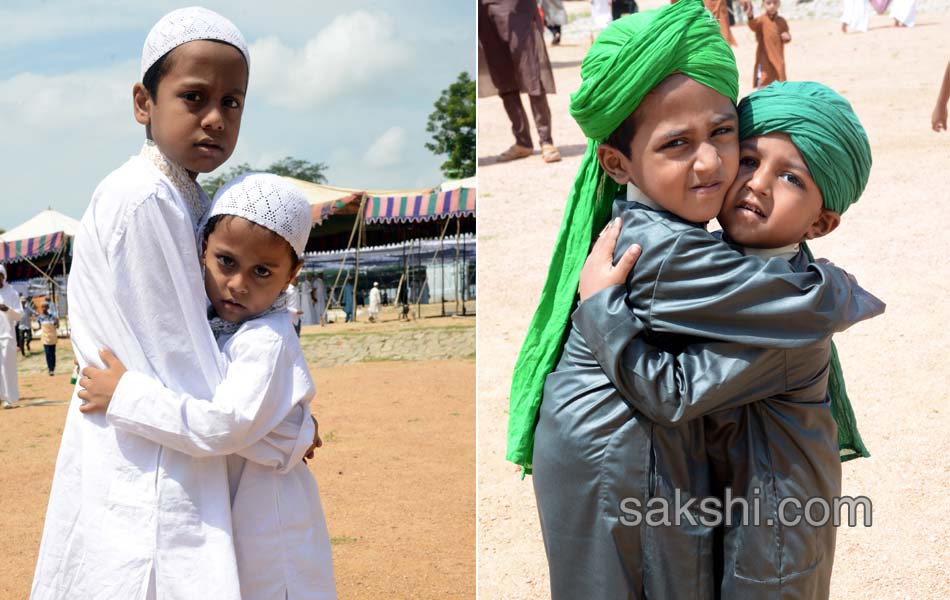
[541, 143, 562, 163]
[497, 144, 533, 162]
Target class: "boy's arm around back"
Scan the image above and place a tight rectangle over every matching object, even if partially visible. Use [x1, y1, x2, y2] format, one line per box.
[636, 226, 884, 348]
[107, 317, 309, 465]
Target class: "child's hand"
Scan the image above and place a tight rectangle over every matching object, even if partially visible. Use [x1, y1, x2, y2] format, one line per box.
[780, 31, 791, 42]
[578, 217, 642, 303]
[933, 103, 948, 132]
[303, 414, 323, 463]
[77, 348, 127, 414]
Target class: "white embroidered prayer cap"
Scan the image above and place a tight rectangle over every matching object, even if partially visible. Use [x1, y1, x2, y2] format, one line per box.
[141, 6, 250, 78]
[210, 173, 313, 258]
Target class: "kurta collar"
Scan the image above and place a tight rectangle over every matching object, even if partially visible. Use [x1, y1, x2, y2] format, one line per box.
[208, 291, 290, 339]
[626, 183, 664, 211]
[743, 243, 800, 261]
[139, 140, 210, 227]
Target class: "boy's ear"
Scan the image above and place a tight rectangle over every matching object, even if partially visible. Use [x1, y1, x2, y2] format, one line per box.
[132, 83, 152, 127]
[804, 209, 840, 241]
[596, 144, 634, 186]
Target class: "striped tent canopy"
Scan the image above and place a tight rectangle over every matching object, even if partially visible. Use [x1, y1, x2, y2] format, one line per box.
[1, 209, 79, 264]
[280, 177, 434, 225]
[364, 187, 476, 224]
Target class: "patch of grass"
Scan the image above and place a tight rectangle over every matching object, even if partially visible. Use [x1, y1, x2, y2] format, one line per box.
[330, 535, 358, 545]
[449, 412, 461, 417]
[323, 430, 338, 443]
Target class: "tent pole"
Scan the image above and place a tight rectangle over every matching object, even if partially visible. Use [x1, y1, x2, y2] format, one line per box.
[352, 195, 367, 323]
[455, 217, 462, 316]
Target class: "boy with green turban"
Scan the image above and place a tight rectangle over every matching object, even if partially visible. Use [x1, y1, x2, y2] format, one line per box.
[510, 1, 884, 597]
[577, 81, 882, 598]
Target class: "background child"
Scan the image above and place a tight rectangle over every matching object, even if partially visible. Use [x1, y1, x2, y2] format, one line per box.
[32, 8, 251, 599]
[742, 0, 791, 88]
[36, 303, 59, 376]
[78, 174, 337, 600]
[0, 264, 22, 410]
[933, 59, 950, 132]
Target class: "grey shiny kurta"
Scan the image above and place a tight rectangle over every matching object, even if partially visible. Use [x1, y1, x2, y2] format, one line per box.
[532, 200, 884, 600]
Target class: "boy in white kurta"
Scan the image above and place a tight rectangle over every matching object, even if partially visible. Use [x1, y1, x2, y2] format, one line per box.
[79, 174, 337, 600]
[31, 8, 251, 599]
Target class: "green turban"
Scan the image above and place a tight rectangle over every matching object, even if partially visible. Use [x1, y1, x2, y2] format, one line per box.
[507, 0, 739, 473]
[737, 81, 874, 462]
[737, 81, 872, 215]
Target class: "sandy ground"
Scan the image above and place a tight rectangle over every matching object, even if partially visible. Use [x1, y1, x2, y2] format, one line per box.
[477, 5, 950, 600]
[0, 316, 474, 600]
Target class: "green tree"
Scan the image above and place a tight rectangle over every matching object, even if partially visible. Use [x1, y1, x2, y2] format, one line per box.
[200, 157, 329, 197]
[425, 71, 475, 180]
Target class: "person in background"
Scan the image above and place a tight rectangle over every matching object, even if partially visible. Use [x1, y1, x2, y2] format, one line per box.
[933, 59, 950, 132]
[541, 0, 567, 45]
[742, 0, 791, 88]
[0, 265, 22, 409]
[312, 272, 328, 326]
[286, 276, 303, 336]
[37, 303, 60, 376]
[368, 282, 382, 323]
[342, 280, 354, 323]
[18, 296, 34, 357]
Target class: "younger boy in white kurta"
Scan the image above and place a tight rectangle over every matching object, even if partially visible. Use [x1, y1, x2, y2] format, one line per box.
[79, 174, 337, 600]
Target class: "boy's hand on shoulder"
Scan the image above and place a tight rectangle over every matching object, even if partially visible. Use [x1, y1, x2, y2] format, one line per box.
[780, 31, 791, 42]
[578, 217, 642, 303]
[77, 348, 127, 414]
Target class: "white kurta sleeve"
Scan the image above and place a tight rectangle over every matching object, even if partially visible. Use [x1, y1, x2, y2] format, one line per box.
[0, 288, 21, 324]
[106, 321, 308, 465]
[101, 186, 224, 393]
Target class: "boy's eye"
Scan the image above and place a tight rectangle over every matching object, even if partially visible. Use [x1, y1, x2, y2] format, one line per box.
[216, 255, 235, 268]
[183, 92, 203, 102]
[711, 126, 735, 137]
[739, 156, 759, 168]
[659, 138, 687, 150]
[254, 266, 271, 278]
[781, 172, 806, 189]
[223, 96, 241, 109]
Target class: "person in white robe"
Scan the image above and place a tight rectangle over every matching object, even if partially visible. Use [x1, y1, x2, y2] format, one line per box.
[300, 274, 318, 326]
[78, 174, 336, 600]
[889, 0, 916, 26]
[368, 281, 382, 322]
[312, 273, 328, 326]
[287, 277, 303, 336]
[841, 0, 871, 32]
[0, 264, 22, 409]
[592, 0, 613, 30]
[31, 8, 250, 599]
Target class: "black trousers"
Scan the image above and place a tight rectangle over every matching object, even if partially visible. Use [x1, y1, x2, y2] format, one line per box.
[44, 344, 56, 373]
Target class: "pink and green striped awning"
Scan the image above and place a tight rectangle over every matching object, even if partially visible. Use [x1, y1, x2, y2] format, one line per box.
[1, 231, 69, 263]
[364, 187, 475, 224]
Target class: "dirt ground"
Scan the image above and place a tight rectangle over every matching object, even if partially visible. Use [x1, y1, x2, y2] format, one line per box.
[0, 317, 474, 599]
[477, 5, 950, 600]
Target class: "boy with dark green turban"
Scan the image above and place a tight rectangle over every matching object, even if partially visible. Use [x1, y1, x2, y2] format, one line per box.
[510, 0, 884, 597]
[576, 81, 882, 598]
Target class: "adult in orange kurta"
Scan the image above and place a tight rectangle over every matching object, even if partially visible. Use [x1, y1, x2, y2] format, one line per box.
[705, 0, 738, 46]
[746, 0, 790, 88]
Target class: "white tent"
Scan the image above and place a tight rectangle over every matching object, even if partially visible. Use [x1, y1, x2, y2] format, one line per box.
[0, 209, 79, 243]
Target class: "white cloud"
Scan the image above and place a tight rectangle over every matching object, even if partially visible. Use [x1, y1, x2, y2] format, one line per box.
[0, 3, 142, 48]
[0, 61, 137, 137]
[362, 126, 407, 168]
[250, 10, 412, 110]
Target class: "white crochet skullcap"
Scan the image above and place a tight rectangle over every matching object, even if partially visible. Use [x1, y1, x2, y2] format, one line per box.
[142, 6, 249, 78]
[210, 173, 313, 258]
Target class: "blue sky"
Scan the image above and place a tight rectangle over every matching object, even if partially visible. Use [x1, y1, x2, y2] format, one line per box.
[0, 1, 475, 229]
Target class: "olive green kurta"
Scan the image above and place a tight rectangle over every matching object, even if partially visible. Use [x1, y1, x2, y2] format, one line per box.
[532, 198, 884, 600]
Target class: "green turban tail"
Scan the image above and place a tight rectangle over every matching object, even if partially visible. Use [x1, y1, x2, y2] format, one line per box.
[739, 81, 873, 461]
[506, 0, 739, 473]
[737, 81, 872, 216]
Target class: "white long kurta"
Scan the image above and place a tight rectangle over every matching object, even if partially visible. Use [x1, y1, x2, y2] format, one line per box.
[841, 0, 871, 31]
[0, 283, 22, 403]
[368, 286, 381, 318]
[31, 154, 239, 600]
[299, 278, 318, 326]
[889, 0, 916, 26]
[313, 278, 327, 324]
[107, 311, 337, 600]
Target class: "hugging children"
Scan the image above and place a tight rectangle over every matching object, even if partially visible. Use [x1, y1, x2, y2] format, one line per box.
[508, 1, 883, 598]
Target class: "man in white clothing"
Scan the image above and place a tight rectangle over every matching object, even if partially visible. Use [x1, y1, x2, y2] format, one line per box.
[0, 265, 22, 409]
[287, 276, 303, 336]
[368, 281, 382, 323]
